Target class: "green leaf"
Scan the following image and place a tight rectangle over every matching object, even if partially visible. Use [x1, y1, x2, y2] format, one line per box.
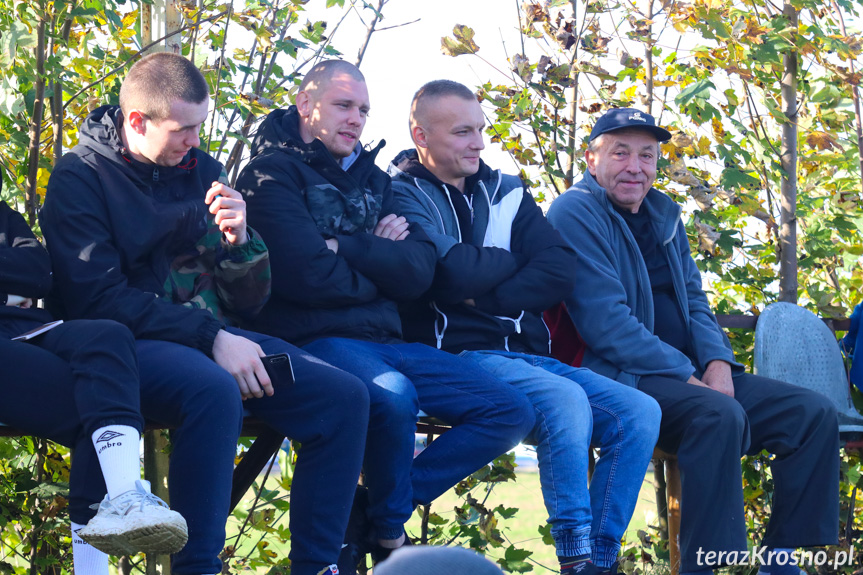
[441, 25, 479, 57]
[325, 0, 345, 6]
[3, 22, 36, 60]
[675, 79, 715, 106]
[498, 545, 534, 573]
[720, 168, 760, 190]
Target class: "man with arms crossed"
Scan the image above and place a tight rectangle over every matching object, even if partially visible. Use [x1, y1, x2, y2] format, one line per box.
[547, 108, 839, 575]
[41, 52, 369, 575]
[237, 60, 535, 570]
[389, 80, 661, 575]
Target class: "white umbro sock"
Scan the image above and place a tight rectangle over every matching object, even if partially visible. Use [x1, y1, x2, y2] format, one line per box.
[71, 521, 109, 575]
[91, 425, 141, 499]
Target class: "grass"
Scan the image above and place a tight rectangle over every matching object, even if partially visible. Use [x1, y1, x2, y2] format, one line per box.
[404, 467, 660, 573]
[220, 460, 664, 573]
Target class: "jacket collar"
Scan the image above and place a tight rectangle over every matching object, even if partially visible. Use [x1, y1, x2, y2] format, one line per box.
[78, 105, 202, 184]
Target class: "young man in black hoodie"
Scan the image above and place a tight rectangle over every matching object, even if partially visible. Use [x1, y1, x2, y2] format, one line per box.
[388, 80, 661, 575]
[236, 60, 535, 569]
[0, 196, 186, 573]
[41, 52, 369, 575]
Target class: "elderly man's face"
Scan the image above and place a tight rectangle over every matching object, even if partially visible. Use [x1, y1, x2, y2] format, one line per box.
[297, 72, 370, 159]
[585, 128, 659, 213]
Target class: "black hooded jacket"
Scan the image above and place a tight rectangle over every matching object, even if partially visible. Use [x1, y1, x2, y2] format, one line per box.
[236, 106, 436, 346]
[40, 105, 269, 355]
[0, 197, 54, 334]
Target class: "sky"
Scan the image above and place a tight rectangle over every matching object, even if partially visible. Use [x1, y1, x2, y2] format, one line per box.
[300, 0, 535, 172]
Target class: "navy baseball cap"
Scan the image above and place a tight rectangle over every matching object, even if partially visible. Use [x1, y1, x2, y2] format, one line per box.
[589, 108, 671, 142]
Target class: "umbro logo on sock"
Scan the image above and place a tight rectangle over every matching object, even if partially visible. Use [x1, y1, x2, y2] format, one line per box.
[96, 431, 124, 442]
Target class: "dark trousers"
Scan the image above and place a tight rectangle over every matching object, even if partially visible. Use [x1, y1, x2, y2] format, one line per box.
[0, 319, 145, 538]
[638, 373, 839, 572]
[72, 327, 369, 575]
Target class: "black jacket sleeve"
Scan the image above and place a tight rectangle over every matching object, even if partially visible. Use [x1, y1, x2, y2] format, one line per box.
[335, 180, 436, 301]
[391, 178, 523, 304]
[40, 168, 223, 355]
[240, 159, 435, 306]
[0, 201, 52, 299]
[473, 191, 577, 316]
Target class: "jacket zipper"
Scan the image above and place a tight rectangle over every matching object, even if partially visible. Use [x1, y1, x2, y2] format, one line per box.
[440, 184, 463, 242]
[412, 178, 448, 235]
[496, 310, 525, 351]
[432, 302, 449, 349]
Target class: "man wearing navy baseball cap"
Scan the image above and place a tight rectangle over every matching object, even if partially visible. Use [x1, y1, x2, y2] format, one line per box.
[548, 108, 839, 575]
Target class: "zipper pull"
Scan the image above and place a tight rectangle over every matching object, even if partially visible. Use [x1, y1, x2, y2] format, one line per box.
[152, 167, 159, 182]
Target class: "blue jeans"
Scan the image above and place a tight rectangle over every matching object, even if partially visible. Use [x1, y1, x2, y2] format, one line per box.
[303, 338, 536, 540]
[73, 328, 369, 575]
[462, 350, 661, 567]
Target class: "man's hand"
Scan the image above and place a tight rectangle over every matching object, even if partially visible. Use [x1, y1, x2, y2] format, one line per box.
[374, 214, 410, 241]
[700, 360, 734, 398]
[205, 182, 249, 246]
[212, 330, 274, 400]
[686, 374, 710, 389]
[6, 295, 33, 308]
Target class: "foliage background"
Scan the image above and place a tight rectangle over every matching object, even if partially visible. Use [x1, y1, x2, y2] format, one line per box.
[0, 0, 861, 572]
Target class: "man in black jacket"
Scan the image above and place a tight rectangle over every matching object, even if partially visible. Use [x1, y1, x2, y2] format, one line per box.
[41, 53, 369, 575]
[389, 80, 661, 575]
[237, 60, 535, 568]
[0, 196, 186, 571]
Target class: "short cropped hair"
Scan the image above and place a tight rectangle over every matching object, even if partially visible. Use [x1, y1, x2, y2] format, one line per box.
[410, 80, 477, 126]
[298, 60, 366, 95]
[120, 53, 209, 122]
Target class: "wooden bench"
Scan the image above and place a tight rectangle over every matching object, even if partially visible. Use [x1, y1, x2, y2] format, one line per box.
[3, 312, 859, 574]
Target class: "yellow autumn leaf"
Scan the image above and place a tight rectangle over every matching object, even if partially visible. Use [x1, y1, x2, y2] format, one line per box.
[711, 117, 726, 140]
[697, 136, 713, 155]
[743, 19, 767, 44]
[670, 133, 694, 148]
[805, 131, 844, 151]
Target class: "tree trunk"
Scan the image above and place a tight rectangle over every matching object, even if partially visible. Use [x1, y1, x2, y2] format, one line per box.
[565, 0, 581, 188]
[830, 0, 863, 202]
[25, 13, 47, 226]
[778, 1, 798, 303]
[644, 0, 654, 116]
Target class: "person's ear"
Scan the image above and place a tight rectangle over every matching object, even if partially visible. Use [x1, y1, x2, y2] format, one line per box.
[412, 125, 428, 149]
[296, 91, 311, 118]
[126, 110, 148, 135]
[585, 149, 598, 176]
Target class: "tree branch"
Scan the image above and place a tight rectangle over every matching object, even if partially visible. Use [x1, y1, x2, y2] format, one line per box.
[62, 10, 229, 112]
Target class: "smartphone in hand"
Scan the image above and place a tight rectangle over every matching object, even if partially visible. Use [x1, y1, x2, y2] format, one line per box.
[261, 353, 295, 387]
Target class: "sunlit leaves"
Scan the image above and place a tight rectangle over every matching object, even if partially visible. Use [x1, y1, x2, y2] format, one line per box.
[441, 24, 479, 57]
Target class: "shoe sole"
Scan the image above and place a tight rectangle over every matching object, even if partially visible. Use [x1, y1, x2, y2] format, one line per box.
[79, 521, 188, 556]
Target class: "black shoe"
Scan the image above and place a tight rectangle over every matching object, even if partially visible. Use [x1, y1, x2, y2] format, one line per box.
[369, 529, 413, 565]
[561, 559, 599, 575]
[598, 561, 619, 575]
[337, 486, 371, 575]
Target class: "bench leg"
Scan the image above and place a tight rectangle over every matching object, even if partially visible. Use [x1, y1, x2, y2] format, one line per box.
[665, 457, 681, 575]
[143, 430, 172, 575]
[229, 429, 285, 513]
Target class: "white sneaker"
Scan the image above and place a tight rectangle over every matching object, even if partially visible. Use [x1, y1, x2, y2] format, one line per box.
[79, 479, 188, 556]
